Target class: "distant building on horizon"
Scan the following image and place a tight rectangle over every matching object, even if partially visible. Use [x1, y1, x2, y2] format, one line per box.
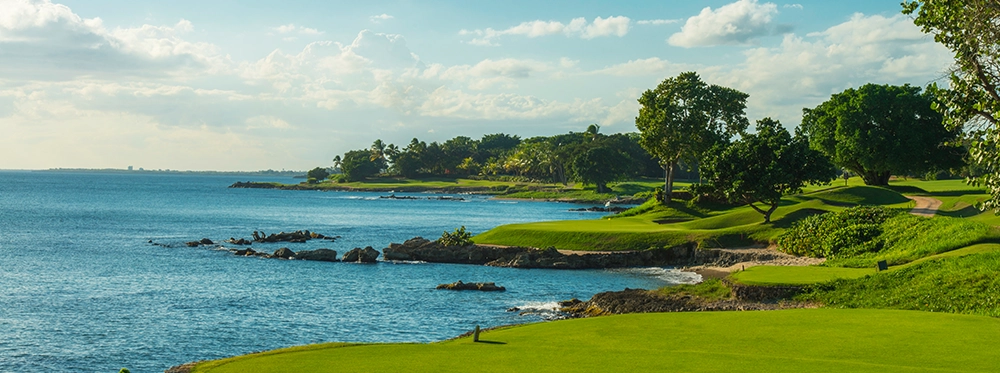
[127, 166, 133, 171]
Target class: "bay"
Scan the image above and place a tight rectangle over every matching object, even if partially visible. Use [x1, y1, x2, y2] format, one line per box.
[0, 171, 697, 372]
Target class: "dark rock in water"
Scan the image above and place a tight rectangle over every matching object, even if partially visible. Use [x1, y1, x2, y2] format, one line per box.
[225, 237, 252, 245]
[199, 238, 214, 245]
[506, 307, 520, 312]
[232, 248, 257, 256]
[185, 241, 200, 247]
[250, 230, 335, 243]
[295, 248, 338, 262]
[342, 246, 379, 263]
[273, 247, 295, 259]
[436, 280, 506, 291]
[559, 298, 583, 308]
[382, 237, 697, 269]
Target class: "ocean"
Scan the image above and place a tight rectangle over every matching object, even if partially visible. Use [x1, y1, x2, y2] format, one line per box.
[0, 171, 697, 372]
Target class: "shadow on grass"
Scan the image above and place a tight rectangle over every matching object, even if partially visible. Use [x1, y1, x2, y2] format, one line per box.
[475, 340, 507, 345]
[884, 185, 928, 194]
[771, 208, 829, 228]
[937, 205, 983, 218]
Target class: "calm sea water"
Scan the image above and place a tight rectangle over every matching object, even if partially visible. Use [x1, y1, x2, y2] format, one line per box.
[0, 171, 697, 372]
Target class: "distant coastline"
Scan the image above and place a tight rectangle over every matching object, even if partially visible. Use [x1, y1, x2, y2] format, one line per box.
[34, 168, 306, 177]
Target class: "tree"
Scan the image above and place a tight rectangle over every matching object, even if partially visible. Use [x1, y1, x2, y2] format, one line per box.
[306, 167, 330, 183]
[571, 146, 629, 193]
[702, 118, 837, 223]
[904, 1, 1000, 209]
[340, 149, 380, 181]
[636, 71, 749, 202]
[477, 133, 521, 163]
[800, 83, 964, 185]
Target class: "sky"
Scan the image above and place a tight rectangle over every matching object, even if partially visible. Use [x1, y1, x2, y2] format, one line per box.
[0, 0, 953, 171]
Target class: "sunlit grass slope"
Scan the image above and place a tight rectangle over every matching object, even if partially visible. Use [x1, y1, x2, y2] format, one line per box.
[192, 309, 1000, 373]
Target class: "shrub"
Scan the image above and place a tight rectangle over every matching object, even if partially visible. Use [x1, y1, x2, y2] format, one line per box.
[440, 226, 473, 247]
[776, 206, 902, 258]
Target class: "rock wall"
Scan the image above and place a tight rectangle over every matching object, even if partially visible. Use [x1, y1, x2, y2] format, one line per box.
[382, 237, 699, 269]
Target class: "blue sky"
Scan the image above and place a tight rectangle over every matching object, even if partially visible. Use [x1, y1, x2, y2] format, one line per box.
[0, 0, 951, 170]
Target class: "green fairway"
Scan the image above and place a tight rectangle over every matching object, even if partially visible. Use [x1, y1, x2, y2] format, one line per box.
[731, 266, 875, 285]
[732, 243, 1000, 286]
[192, 309, 1000, 373]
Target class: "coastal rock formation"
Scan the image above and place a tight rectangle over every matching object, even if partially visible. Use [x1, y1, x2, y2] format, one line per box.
[185, 238, 215, 247]
[294, 249, 338, 262]
[250, 230, 339, 243]
[225, 237, 252, 245]
[436, 280, 506, 291]
[560, 288, 806, 317]
[273, 247, 295, 259]
[382, 237, 698, 269]
[342, 246, 380, 263]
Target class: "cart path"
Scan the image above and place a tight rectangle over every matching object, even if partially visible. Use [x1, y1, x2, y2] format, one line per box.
[907, 196, 942, 217]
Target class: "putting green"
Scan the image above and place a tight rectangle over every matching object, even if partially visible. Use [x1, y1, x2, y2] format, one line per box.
[192, 308, 1000, 373]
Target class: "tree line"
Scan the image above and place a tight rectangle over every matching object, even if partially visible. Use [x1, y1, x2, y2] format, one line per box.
[312, 0, 996, 223]
[316, 125, 697, 193]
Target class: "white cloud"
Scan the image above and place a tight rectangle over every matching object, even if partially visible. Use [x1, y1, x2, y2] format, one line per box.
[273, 23, 296, 34]
[588, 57, 685, 76]
[783, 4, 803, 10]
[246, 115, 292, 129]
[668, 0, 780, 47]
[0, 0, 226, 79]
[370, 14, 394, 23]
[461, 16, 631, 46]
[705, 13, 952, 126]
[637, 19, 679, 26]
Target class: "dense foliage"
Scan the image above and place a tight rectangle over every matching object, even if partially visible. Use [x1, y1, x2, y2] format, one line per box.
[306, 167, 330, 183]
[776, 206, 902, 259]
[701, 118, 836, 223]
[329, 127, 662, 186]
[439, 226, 473, 247]
[778, 206, 997, 267]
[800, 83, 964, 185]
[635, 71, 749, 201]
[905, 1, 1000, 211]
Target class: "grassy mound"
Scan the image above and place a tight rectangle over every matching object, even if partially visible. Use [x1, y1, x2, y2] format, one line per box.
[801, 250, 1000, 316]
[802, 185, 911, 206]
[777, 206, 999, 268]
[191, 309, 1000, 373]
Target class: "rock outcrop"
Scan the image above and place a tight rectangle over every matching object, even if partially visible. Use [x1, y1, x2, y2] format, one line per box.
[294, 249, 339, 262]
[185, 238, 215, 247]
[342, 246, 380, 263]
[382, 237, 697, 269]
[272, 247, 295, 259]
[560, 288, 807, 317]
[250, 230, 339, 243]
[436, 280, 506, 291]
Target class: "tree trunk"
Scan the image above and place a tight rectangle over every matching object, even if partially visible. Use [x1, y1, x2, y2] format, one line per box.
[747, 201, 780, 223]
[662, 162, 675, 203]
[596, 182, 609, 193]
[860, 170, 892, 186]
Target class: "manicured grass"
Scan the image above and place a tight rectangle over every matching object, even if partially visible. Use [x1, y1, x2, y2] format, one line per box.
[802, 250, 1000, 316]
[798, 185, 912, 207]
[731, 266, 875, 285]
[658, 278, 731, 300]
[192, 309, 1000, 373]
[730, 243, 1000, 286]
[473, 199, 839, 251]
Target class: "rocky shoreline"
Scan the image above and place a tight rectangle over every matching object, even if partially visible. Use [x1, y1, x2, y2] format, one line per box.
[558, 286, 812, 318]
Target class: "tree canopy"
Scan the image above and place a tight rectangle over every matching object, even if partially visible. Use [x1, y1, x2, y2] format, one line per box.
[635, 71, 749, 201]
[800, 83, 964, 185]
[306, 167, 330, 183]
[340, 149, 381, 182]
[904, 0, 1000, 210]
[701, 118, 836, 223]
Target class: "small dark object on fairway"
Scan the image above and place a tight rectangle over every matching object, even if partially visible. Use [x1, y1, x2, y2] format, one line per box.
[877, 260, 888, 271]
[473, 325, 480, 342]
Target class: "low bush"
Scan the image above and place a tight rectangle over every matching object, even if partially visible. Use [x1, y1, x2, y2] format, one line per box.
[776, 206, 902, 258]
[439, 226, 473, 247]
[658, 278, 731, 301]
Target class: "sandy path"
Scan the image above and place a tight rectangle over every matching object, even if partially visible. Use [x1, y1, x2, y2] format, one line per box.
[907, 196, 943, 217]
[684, 245, 826, 280]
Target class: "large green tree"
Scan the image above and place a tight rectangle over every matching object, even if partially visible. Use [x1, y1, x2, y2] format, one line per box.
[702, 118, 837, 223]
[801, 83, 964, 185]
[635, 71, 750, 202]
[904, 0, 1000, 209]
[340, 149, 380, 182]
[571, 146, 630, 193]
